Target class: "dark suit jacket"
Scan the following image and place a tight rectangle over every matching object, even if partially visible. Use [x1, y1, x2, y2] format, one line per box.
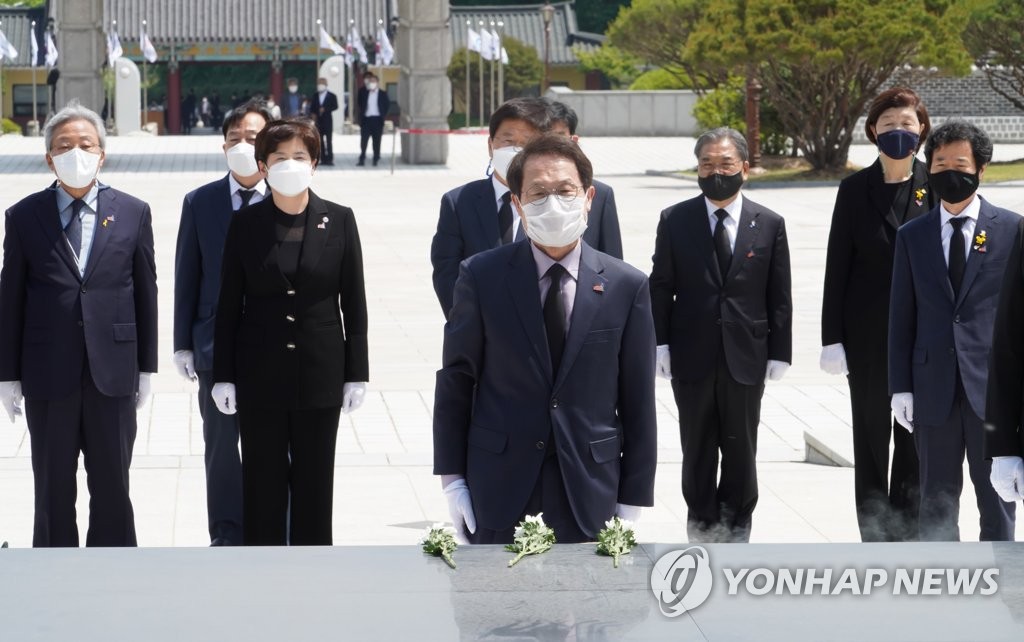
[0, 184, 158, 399]
[889, 197, 1019, 425]
[432, 241, 657, 537]
[313, 91, 339, 135]
[430, 178, 623, 318]
[821, 159, 935, 367]
[212, 190, 368, 409]
[356, 87, 390, 123]
[649, 194, 792, 386]
[174, 174, 236, 371]
[985, 217, 1024, 459]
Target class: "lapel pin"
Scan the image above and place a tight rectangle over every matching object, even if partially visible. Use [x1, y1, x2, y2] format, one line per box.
[749, 220, 756, 228]
[102, 215, 115, 228]
[746, 250, 754, 258]
[593, 283, 604, 293]
[317, 215, 328, 230]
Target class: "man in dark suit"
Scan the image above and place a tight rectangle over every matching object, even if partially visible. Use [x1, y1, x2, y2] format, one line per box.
[650, 127, 792, 543]
[0, 102, 158, 547]
[433, 135, 657, 544]
[986, 217, 1024, 507]
[312, 77, 339, 166]
[889, 119, 1017, 541]
[430, 97, 548, 318]
[173, 101, 270, 546]
[356, 71, 390, 167]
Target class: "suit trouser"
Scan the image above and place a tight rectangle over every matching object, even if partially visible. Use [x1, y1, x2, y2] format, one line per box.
[468, 448, 589, 545]
[914, 377, 1015, 541]
[318, 122, 333, 162]
[847, 351, 919, 542]
[197, 370, 243, 544]
[672, 350, 763, 543]
[359, 116, 385, 161]
[25, 361, 137, 547]
[237, 404, 341, 546]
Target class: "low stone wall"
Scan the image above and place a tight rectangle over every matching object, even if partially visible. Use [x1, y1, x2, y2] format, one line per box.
[853, 116, 1024, 144]
[546, 86, 700, 137]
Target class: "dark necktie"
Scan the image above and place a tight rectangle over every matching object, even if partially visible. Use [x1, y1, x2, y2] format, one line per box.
[65, 198, 85, 260]
[238, 189, 255, 209]
[713, 208, 732, 280]
[498, 192, 513, 245]
[544, 263, 567, 376]
[948, 216, 967, 297]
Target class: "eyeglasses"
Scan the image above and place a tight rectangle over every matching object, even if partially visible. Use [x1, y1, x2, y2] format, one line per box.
[523, 184, 582, 206]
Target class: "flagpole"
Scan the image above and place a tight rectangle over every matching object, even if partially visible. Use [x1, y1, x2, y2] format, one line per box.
[316, 18, 322, 78]
[349, 19, 357, 131]
[477, 20, 484, 128]
[107, 21, 116, 128]
[497, 21, 504, 106]
[31, 20, 38, 129]
[465, 21, 471, 129]
[142, 19, 148, 129]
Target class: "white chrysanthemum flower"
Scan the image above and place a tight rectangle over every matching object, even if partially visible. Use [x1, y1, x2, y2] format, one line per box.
[514, 526, 525, 538]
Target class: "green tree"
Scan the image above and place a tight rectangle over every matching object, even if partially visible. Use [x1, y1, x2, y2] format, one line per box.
[610, 0, 975, 172]
[447, 36, 542, 124]
[964, 0, 1024, 111]
[575, 44, 642, 89]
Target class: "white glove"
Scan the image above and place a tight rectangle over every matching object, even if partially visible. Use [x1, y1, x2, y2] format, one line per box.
[615, 502, 642, 524]
[443, 477, 477, 543]
[341, 382, 367, 414]
[211, 382, 238, 415]
[891, 392, 914, 433]
[172, 350, 198, 382]
[819, 343, 848, 376]
[990, 456, 1024, 503]
[765, 360, 789, 382]
[0, 381, 22, 423]
[136, 373, 153, 410]
[655, 345, 672, 380]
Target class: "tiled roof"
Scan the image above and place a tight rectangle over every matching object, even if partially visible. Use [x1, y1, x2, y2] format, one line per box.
[0, 7, 47, 68]
[450, 2, 598, 66]
[102, 0, 392, 44]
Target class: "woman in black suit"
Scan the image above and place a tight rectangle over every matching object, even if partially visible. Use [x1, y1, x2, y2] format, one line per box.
[820, 88, 937, 542]
[212, 119, 368, 545]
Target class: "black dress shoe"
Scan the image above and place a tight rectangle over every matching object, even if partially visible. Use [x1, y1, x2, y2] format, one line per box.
[210, 537, 232, 546]
[372, 158, 379, 166]
[356, 159, 365, 166]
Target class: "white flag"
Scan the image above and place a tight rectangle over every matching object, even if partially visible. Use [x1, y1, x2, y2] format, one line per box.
[346, 25, 367, 65]
[478, 29, 495, 61]
[319, 25, 344, 55]
[141, 30, 157, 63]
[466, 27, 482, 54]
[30, 26, 39, 66]
[490, 30, 508, 65]
[44, 31, 57, 67]
[107, 30, 123, 67]
[0, 28, 18, 61]
[376, 26, 394, 66]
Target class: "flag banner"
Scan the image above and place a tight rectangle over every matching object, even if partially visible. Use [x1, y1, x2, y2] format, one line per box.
[467, 28, 482, 54]
[0, 28, 18, 61]
[376, 26, 394, 66]
[141, 31, 157, 63]
[319, 26, 344, 55]
[107, 30, 123, 67]
[44, 31, 57, 66]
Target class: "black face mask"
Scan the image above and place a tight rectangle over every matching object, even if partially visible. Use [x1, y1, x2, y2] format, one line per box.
[698, 171, 744, 202]
[928, 169, 979, 204]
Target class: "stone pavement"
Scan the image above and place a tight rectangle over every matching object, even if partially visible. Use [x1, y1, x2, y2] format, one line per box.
[1, 132, 1022, 548]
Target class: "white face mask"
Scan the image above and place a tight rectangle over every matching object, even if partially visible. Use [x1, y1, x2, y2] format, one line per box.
[225, 142, 259, 177]
[366, 82, 378, 91]
[288, 85, 298, 94]
[317, 84, 327, 92]
[522, 195, 589, 248]
[52, 147, 101, 189]
[266, 159, 313, 197]
[490, 145, 521, 181]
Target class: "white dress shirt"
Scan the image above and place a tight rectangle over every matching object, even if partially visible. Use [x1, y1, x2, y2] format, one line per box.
[229, 173, 268, 211]
[704, 192, 743, 252]
[531, 240, 581, 333]
[365, 89, 381, 117]
[939, 194, 981, 267]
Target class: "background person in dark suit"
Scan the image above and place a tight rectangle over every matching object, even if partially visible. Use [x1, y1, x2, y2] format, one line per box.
[356, 71, 389, 167]
[649, 127, 792, 543]
[430, 98, 549, 318]
[542, 98, 623, 260]
[0, 101, 158, 547]
[985, 217, 1024, 505]
[889, 119, 1017, 542]
[820, 87, 936, 542]
[173, 100, 271, 546]
[212, 119, 368, 546]
[312, 77, 339, 166]
[433, 135, 657, 545]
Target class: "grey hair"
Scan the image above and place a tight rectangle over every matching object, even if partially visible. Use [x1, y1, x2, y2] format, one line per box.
[694, 127, 748, 162]
[43, 99, 107, 151]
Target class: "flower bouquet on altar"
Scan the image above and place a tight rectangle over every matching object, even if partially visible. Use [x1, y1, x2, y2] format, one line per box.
[421, 523, 458, 569]
[506, 513, 555, 567]
[595, 516, 637, 568]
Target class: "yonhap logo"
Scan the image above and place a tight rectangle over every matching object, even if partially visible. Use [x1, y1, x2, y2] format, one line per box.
[650, 546, 714, 617]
